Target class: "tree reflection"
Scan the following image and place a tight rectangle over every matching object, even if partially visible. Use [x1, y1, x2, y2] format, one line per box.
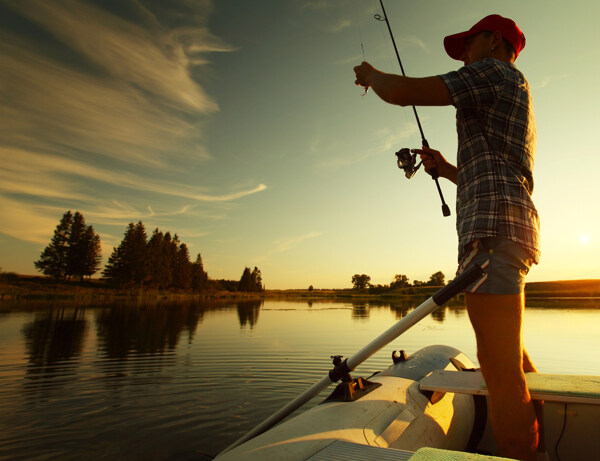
[390, 300, 415, 320]
[351, 303, 370, 320]
[95, 300, 202, 358]
[21, 307, 88, 394]
[431, 307, 447, 322]
[22, 308, 88, 367]
[237, 300, 262, 328]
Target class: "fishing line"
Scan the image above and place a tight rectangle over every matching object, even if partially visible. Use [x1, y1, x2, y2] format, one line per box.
[352, 1, 366, 59]
[353, 0, 368, 95]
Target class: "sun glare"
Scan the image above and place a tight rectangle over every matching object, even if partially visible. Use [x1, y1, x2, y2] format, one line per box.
[580, 234, 591, 245]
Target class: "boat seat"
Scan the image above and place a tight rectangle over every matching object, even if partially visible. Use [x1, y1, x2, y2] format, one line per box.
[306, 441, 515, 460]
[306, 440, 413, 460]
[410, 447, 516, 460]
[419, 370, 600, 405]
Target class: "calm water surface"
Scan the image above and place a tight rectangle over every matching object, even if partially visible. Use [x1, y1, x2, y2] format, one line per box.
[0, 298, 599, 460]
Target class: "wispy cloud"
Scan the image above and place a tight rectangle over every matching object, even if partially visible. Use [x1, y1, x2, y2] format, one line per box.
[531, 73, 570, 90]
[0, 0, 230, 169]
[0, 197, 69, 245]
[0, 147, 267, 204]
[255, 231, 322, 263]
[315, 123, 420, 169]
[330, 18, 352, 33]
[404, 36, 430, 54]
[0, 0, 267, 247]
[273, 232, 322, 253]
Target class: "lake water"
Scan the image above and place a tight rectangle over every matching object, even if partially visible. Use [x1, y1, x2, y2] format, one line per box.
[0, 297, 599, 460]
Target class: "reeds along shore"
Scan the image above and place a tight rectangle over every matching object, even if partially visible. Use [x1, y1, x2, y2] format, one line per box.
[2, 275, 600, 304]
[0, 274, 262, 303]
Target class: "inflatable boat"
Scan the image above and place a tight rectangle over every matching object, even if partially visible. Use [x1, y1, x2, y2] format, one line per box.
[215, 264, 600, 460]
[216, 344, 480, 460]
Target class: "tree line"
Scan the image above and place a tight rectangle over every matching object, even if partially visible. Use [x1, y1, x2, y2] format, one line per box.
[351, 271, 446, 292]
[35, 211, 263, 292]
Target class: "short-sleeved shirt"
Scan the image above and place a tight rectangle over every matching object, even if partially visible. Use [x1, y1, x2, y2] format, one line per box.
[439, 58, 541, 264]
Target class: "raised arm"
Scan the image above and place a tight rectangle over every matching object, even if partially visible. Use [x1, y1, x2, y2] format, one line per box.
[354, 62, 452, 107]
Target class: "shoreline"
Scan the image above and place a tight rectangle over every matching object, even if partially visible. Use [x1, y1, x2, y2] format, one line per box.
[2, 275, 600, 305]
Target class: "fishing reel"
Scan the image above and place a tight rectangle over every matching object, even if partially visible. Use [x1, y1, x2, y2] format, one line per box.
[395, 148, 423, 179]
[394, 147, 451, 217]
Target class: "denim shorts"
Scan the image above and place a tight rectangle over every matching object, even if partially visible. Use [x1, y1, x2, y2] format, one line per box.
[457, 237, 535, 295]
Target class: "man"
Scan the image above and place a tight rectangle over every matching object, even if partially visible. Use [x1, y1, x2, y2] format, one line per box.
[354, 15, 542, 460]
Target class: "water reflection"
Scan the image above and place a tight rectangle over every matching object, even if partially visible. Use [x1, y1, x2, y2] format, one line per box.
[95, 301, 202, 358]
[22, 308, 88, 366]
[390, 300, 415, 320]
[20, 307, 88, 400]
[3, 297, 597, 460]
[351, 303, 369, 320]
[236, 300, 262, 328]
[431, 307, 446, 322]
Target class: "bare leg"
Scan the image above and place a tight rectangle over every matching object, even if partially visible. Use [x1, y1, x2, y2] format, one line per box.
[522, 348, 537, 373]
[523, 347, 546, 453]
[466, 292, 539, 460]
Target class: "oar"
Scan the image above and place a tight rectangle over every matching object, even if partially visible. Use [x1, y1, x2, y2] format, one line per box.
[218, 262, 485, 456]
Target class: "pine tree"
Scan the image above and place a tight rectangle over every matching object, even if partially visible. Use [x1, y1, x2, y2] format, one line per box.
[191, 252, 208, 291]
[80, 225, 102, 281]
[102, 221, 148, 287]
[146, 228, 165, 289]
[250, 267, 263, 292]
[130, 221, 148, 286]
[160, 232, 175, 289]
[238, 267, 252, 292]
[66, 212, 87, 280]
[173, 243, 192, 289]
[35, 211, 73, 280]
[102, 246, 123, 284]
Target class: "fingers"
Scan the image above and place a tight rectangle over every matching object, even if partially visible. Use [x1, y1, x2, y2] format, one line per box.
[412, 145, 437, 156]
[412, 146, 442, 176]
[353, 61, 373, 88]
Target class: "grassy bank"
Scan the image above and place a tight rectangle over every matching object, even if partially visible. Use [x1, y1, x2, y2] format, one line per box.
[2, 274, 599, 304]
[0, 274, 262, 303]
[523, 279, 600, 298]
[265, 279, 600, 301]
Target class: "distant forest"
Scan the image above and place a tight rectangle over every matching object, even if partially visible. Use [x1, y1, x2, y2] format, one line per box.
[33, 211, 263, 292]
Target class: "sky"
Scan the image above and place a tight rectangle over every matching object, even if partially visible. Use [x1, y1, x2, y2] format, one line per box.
[0, 0, 599, 289]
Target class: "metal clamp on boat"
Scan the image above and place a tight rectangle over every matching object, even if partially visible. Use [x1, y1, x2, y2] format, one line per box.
[324, 355, 382, 402]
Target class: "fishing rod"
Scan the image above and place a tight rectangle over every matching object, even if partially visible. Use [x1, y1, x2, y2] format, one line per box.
[375, 0, 451, 217]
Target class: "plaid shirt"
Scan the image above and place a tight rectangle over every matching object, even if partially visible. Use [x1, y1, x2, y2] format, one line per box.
[439, 58, 541, 264]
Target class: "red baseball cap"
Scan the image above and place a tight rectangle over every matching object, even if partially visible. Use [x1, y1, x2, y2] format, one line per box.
[444, 14, 526, 61]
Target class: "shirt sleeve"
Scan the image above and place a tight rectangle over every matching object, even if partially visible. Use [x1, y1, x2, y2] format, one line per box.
[438, 60, 506, 110]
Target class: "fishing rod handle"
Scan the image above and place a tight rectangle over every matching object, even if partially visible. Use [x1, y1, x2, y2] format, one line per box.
[421, 138, 440, 180]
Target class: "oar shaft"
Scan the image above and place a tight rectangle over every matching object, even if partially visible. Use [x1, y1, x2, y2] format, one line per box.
[347, 297, 438, 370]
[220, 300, 438, 455]
[217, 262, 485, 457]
[348, 261, 483, 369]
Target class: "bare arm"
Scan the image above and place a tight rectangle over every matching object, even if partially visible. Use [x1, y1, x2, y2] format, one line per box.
[354, 62, 452, 107]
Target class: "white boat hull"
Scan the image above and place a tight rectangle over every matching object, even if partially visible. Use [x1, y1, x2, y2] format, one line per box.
[217, 345, 477, 460]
